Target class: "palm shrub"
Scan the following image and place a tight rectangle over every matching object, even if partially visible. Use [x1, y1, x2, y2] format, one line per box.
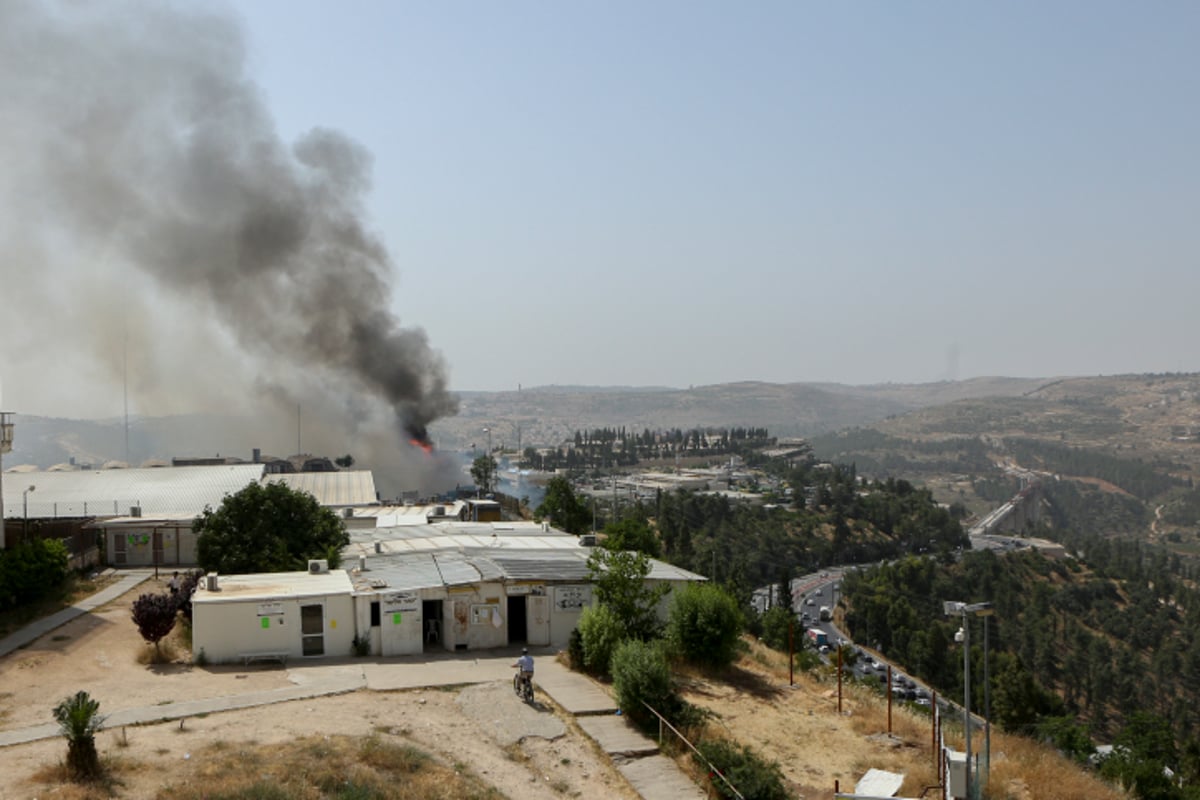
[131, 592, 178, 657]
[666, 582, 743, 669]
[610, 639, 674, 728]
[578, 603, 626, 677]
[53, 691, 106, 780]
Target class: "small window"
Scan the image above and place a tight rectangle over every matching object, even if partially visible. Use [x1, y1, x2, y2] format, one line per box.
[370, 601, 381, 627]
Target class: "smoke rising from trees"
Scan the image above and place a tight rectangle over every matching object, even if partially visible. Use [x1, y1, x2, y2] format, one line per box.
[0, 1, 458, 493]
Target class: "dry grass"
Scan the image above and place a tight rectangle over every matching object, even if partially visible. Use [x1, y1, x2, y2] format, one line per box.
[135, 640, 180, 665]
[671, 637, 1128, 800]
[24, 731, 508, 800]
[28, 754, 138, 798]
[985, 730, 1129, 800]
[154, 733, 505, 800]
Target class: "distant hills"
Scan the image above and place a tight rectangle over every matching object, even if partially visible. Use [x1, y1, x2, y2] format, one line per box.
[8, 374, 1196, 473]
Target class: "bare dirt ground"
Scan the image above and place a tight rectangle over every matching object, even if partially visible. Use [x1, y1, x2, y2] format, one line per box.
[0, 579, 1124, 800]
[0, 577, 638, 800]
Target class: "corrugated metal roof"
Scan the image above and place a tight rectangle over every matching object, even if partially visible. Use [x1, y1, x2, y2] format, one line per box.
[3, 464, 266, 518]
[193, 569, 353, 603]
[646, 559, 708, 582]
[350, 553, 448, 593]
[265, 470, 377, 507]
[487, 551, 593, 581]
[436, 552, 490, 585]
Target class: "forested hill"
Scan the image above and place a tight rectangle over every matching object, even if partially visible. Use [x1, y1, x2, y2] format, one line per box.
[649, 461, 969, 605]
[842, 544, 1200, 797]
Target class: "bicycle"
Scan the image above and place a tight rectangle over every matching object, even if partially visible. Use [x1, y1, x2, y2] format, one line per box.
[513, 670, 534, 703]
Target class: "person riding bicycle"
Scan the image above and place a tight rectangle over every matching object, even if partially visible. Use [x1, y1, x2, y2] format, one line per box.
[513, 648, 534, 695]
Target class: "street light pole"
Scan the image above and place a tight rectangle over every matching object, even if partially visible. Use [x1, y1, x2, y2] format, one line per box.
[23, 484, 36, 540]
[984, 614, 991, 790]
[961, 614, 972, 800]
[945, 601, 993, 800]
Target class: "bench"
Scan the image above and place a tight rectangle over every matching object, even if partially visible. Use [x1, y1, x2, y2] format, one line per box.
[238, 651, 289, 667]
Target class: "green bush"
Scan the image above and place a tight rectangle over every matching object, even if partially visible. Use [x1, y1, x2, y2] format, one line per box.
[0, 538, 70, 611]
[578, 603, 626, 677]
[694, 738, 788, 800]
[666, 583, 743, 669]
[611, 639, 674, 728]
[759, 606, 794, 652]
[567, 627, 585, 670]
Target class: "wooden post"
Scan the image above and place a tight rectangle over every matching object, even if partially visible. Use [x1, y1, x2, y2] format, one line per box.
[837, 643, 843, 713]
[788, 620, 794, 686]
[887, 665, 893, 733]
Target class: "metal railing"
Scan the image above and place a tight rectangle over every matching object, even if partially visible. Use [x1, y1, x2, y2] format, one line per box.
[639, 700, 744, 800]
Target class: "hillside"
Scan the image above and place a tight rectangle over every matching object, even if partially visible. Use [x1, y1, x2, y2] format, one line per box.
[0, 573, 1122, 800]
[0, 376, 1048, 470]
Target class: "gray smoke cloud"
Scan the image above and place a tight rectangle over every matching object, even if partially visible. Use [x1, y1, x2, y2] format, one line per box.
[0, 2, 459, 493]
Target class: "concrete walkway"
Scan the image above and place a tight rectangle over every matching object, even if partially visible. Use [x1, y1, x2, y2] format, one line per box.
[0, 568, 154, 659]
[0, 580, 706, 800]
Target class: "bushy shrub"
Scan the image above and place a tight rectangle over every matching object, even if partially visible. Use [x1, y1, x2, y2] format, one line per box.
[758, 606, 794, 652]
[666, 583, 743, 669]
[131, 592, 178, 655]
[176, 568, 204, 621]
[611, 639, 674, 728]
[578, 603, 625, 677]
[567, 627, 585, 670]
[0, 538, 70, 611]
[694, 738, 788, 800]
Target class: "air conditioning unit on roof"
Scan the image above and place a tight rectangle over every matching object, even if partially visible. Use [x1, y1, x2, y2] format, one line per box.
[308, 559, 329, 574]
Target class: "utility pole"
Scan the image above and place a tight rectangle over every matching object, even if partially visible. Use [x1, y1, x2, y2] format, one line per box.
[0, 412, 13, 550]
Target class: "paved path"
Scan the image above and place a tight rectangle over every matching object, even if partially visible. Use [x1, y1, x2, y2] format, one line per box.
[0, 581, 706, 800]
[0, 569, 153, 659]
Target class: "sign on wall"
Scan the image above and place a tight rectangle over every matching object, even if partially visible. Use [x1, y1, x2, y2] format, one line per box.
[381, 592, 420, 614]
[506, 583, 545, 596]
[256, 602, 285, 617]
[553, 585, 592, 612]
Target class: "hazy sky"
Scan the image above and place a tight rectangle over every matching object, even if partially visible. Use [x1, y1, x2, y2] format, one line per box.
[3, 1, 1199, 423]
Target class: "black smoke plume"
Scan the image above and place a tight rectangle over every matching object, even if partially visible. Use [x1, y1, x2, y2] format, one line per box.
[0, 1, 458, 488]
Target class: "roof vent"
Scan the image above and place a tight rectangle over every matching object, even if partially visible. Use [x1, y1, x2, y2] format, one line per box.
[205, 572, 219, 591]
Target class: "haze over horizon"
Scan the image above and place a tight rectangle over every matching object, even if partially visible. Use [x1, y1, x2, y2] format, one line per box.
[2, 1, 1198, 424]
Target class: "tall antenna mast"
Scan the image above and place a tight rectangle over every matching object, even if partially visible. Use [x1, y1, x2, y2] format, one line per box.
[123, 328, 130, 465]
[296, 403, 301, 455]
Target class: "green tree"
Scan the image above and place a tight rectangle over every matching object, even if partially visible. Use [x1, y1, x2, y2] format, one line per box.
[577, 603, 626, 677]
[53, 691, 106, 781]
[131, 592, 178, 657]
[611, 639, 674, 728]
[666, 583, 743, 669]
[470, 454, 498, 495]
[195, 482, 349, 574]
[536, 476, 591, 535]
[334, 454, 355, 468]
[759, 606, 794, 652]
[587, 548, 670, 641]
[603, 518, 661, 558]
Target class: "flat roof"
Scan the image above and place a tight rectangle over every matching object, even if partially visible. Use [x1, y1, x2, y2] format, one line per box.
[194, 569, 353, 603]
[346, 546, 706, 594]
[3, 464, 266, 519]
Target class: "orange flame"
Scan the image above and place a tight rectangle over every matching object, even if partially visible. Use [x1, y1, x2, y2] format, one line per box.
[409, 438, 434, 455]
